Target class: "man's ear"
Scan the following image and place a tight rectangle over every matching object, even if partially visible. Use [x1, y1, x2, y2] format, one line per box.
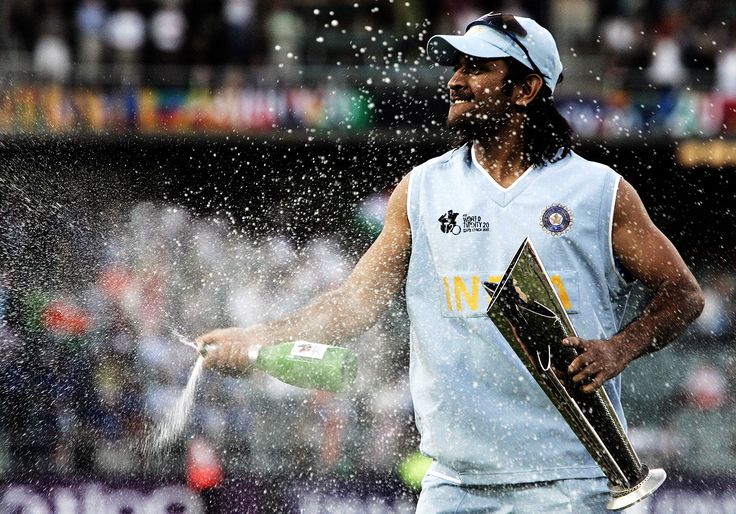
[515, 74, 544, 106]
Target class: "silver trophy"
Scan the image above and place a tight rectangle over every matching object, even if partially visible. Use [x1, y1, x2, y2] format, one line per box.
[484, 238, 666, 511]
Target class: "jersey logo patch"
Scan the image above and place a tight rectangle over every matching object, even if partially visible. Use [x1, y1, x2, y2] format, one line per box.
[540, 204, 573, 236]
[438, 210, 461, 234]
[438, 210, 490, 235]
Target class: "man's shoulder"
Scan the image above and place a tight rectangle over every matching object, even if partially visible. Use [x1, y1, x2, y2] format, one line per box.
[552, 150, 619, 179]
[413, 145, 468, 173]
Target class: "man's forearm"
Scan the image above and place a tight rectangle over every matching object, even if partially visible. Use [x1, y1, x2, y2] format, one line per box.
[615, 277, 704, 360]
[259, 285, 392, 346]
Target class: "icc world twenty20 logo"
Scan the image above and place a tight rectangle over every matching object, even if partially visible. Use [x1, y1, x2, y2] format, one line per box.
[438, 210, 461, 235]
[439, 209, 490, 235]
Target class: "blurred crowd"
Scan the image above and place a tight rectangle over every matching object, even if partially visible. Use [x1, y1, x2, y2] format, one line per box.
[1, 198, 736, 482]
[2, 0, 736, 92]
[1, 0, 474, 86]
[6, 1, 736, 141]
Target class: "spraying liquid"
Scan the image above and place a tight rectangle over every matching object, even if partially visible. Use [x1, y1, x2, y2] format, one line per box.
[171, 328, 200, 352]
[143, 334, 204, 458]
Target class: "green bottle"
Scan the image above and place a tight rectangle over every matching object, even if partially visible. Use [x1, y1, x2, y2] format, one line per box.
[248, 341, 358, 393]
[247, 341, 358, 393]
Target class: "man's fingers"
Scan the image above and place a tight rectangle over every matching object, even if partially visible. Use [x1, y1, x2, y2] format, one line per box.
[567, 352, 592, 374]
[562, 337, 583, 348]
[205, 348, 237, 373]
[581, 373, 607, 394]
[197, 328, 229, 346]
[568, 356, 581, 374]
[561, 337, 617, 392]
[197, 328, 237, 357]
[201, 343, 222, 368]
[203, 341, 248, 372]
[194, 327, 255, 376]
[572, 361, 601, 384]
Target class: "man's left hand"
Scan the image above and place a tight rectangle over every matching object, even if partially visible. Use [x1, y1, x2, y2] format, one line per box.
[562, 337, 635, 394]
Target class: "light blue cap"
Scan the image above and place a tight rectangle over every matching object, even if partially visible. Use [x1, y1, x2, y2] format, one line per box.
[428, 14, 564, 93]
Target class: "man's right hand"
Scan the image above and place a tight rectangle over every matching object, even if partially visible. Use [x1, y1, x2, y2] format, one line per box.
[196, 326, 267, 375]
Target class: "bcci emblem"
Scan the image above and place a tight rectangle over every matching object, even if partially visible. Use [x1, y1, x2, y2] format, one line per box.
[540, 204, 573, 236]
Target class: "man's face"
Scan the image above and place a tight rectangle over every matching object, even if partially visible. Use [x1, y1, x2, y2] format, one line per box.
[446, 56, 514, 137]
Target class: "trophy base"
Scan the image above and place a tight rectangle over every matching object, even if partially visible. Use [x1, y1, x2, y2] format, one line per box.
[607, 468, 667, 511]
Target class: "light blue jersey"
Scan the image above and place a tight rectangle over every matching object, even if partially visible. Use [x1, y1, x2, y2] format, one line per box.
[405, 143, 632, 485]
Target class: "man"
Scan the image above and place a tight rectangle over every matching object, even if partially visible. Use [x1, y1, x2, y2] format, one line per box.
[198, 13, 704, 513]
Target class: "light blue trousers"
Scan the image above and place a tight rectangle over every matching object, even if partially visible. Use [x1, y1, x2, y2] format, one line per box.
[415, 474, 611, 513]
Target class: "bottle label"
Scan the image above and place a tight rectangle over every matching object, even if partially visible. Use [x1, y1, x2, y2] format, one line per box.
[289, 341, 328, 360]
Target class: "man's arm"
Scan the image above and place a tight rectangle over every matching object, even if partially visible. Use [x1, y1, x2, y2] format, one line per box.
[197, 173, 412, 374]
[565, 178, 704, 393]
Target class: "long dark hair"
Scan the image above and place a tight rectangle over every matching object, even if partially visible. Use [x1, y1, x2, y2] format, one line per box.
[503, 59, 575, 167]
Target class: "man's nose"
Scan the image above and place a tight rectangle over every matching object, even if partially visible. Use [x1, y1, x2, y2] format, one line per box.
[448, 68, 465, 91]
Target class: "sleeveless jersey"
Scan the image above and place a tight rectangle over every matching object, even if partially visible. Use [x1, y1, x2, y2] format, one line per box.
[405, 143, 632, 485]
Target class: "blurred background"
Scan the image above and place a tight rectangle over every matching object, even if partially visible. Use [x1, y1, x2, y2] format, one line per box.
[1, 0, 736, 513]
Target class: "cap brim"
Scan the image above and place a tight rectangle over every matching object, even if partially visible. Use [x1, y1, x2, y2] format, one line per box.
[428, 34, 509, 65]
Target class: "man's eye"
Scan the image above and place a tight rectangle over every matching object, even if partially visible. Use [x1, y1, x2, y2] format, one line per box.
[454, 63, 483, 74]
